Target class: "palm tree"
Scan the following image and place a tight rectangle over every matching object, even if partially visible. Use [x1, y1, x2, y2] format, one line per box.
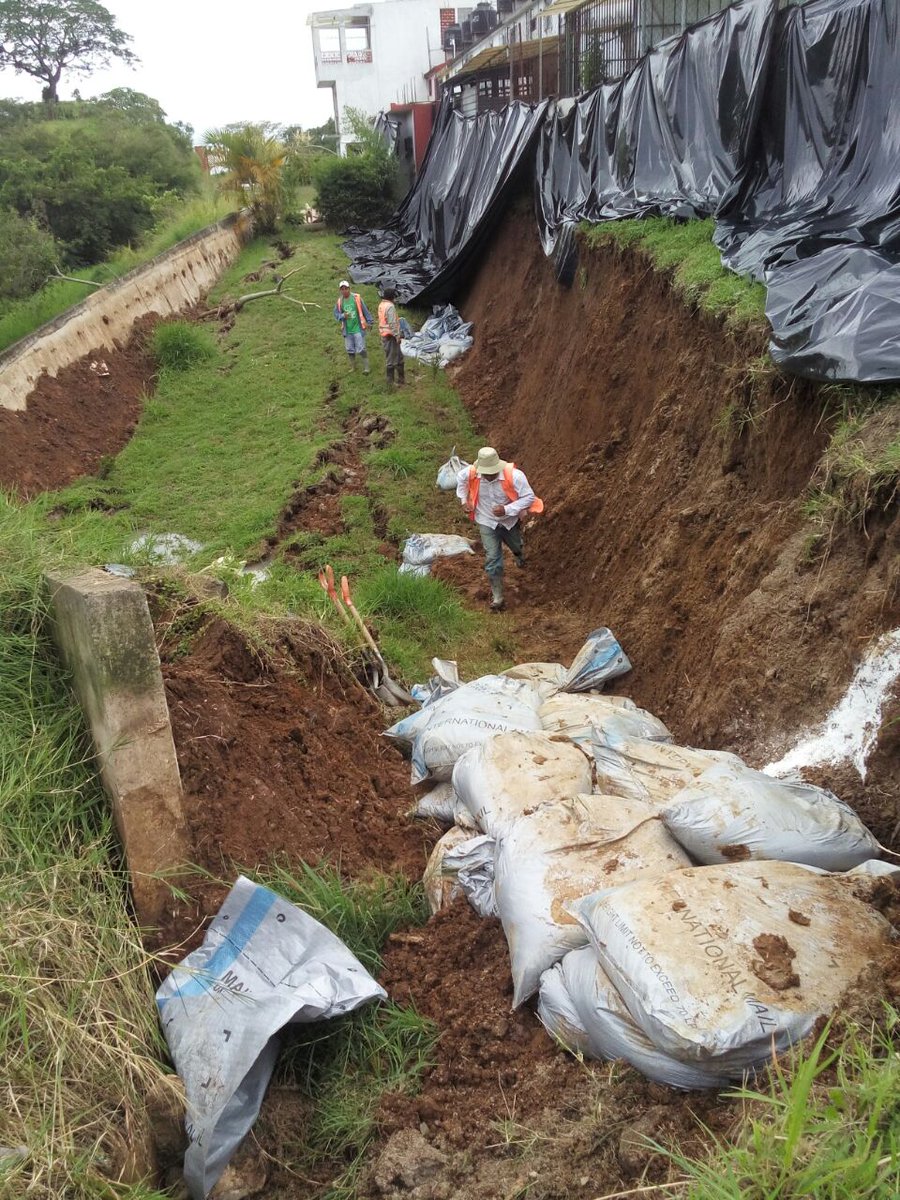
[204, 123, 286, 233]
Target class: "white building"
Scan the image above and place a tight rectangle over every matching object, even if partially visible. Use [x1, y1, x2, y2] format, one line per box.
[308, 0, 449, 154]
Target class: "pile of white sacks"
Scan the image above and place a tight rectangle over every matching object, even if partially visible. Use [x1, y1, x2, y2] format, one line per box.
[385, 629, 897, 1088]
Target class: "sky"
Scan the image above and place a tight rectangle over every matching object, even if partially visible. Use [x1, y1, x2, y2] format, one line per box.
[0, 0, 346, 138]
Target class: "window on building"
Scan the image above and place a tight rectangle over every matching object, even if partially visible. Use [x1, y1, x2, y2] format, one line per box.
[319, 27, 340, 53]
[497, 76, 510, 97]
[345, 19, 370, 51]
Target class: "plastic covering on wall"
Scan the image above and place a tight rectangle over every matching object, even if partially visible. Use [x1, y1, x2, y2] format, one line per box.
[347, 0, 900, 382]
[344, 98, 548, 304]
[717, 0, 900, 381]
[535, 0, 777, 283]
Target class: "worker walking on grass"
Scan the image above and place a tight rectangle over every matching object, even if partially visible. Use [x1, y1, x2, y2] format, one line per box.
[377, 285, 405, 387]
[334, 280, 373, 374]
[457, 447, 543, 612]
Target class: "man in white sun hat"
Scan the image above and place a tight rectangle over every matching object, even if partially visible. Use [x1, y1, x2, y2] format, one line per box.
[457, 448, 543, 611]
[334, 279, 374, 373]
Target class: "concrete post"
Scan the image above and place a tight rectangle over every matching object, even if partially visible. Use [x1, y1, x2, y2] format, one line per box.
[44, 567, 192, 928]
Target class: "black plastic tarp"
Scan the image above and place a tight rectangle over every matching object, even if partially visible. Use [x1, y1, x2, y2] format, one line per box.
[344, 98, 548, 304]
[346, 0, 900, 381]
[717, 0, 900, 380]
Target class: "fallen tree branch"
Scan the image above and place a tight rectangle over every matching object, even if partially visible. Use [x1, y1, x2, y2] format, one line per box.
[234, 267, 321, 311]
[48, 267, 103, 290]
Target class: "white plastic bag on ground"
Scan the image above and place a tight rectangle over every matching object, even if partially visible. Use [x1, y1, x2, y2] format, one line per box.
[495, 795, 692, 1006]
[410, 675, 543, 784]
[423, 829, 496, 916]
[452, 730, 593, 837]
[436, 448, 469, 490]
[662, 761, 881, 870]
[156, 876, 385, 1199]
[445, 833, 497, 917]
[412, 781, 476, 828]
[409, 658, 461, 709]
[540, 694, 672, 745]
[423, 827, 474, 913]
[563, 628, 632, 692]
[538, 947, 726, 1088]
[591, 735, 744, 807]
[400, 534, 474, 567]
[571, 860, 893, 1077]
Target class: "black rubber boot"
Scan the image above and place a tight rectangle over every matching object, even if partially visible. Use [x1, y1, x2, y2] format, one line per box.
[386, 366, 395, 387]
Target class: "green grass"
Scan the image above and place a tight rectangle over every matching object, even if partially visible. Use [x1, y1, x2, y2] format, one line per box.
[151, 320, 217, 371]
[582, 217, 768, 329]
[803, 409, 900, 533]
[251, 863, 437, 1199]
[668, 1018, 900, 1199]
[0, 190, 235, 353]
[0, 497, 174, 1199]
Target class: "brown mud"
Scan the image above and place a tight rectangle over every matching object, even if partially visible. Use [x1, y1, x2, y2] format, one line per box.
[0, 314, 159, 498]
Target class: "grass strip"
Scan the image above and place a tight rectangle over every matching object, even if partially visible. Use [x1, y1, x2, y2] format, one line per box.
[581, 217, 768, 329]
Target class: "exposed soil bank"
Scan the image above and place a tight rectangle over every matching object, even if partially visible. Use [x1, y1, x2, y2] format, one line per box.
[0, 315, 158, 499]
[451, 210, 900, 845]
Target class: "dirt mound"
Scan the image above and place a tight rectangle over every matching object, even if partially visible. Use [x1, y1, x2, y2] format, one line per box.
[0, 315, 158, 498]
[451, 210, 900, 843]
[157, 613, 429, 917]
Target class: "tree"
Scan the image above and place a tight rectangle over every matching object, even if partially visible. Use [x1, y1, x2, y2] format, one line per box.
[0, 0, 137, 104]
[0, 208, 58, 305]
[204, 124, 286, 234]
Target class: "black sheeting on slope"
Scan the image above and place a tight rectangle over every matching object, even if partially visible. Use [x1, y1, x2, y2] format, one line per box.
[347, 0, 900, 381]
[535, 0, 777, 285]
[344, 98, 548, 304]
[717, 0, 900, 380]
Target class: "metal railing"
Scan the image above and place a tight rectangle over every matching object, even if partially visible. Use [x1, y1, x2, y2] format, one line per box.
[563, 0, 735, 93]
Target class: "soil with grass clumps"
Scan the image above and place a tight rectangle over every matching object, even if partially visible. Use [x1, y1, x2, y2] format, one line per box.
[0, 314, 159, 499]
[157, 613, 426, 894]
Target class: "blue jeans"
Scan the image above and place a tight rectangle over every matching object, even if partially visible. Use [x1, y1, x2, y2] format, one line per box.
[477, 521, 523, 579]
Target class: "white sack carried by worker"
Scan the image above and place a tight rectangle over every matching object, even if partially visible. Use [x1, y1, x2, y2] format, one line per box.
[436, 448, 470, 490]
[540, 694, 672, 745]
[452, 730, 593, 838]
[399, 533, 474, 574]
[413, 781, 476, 828]
[662, 761, 881, 870]
[156, 876, 385, 1200]
[591, 734, 744, 808]
[563, 628, 632, 692]
[409, 674, 543, 784]
[571, 861, 893, 1077]
[495, 794, 691, 1006]
[538, 947, 726, 1089]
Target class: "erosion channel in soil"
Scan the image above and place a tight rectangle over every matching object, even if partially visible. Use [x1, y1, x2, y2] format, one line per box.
[146, 210, 898, 1199]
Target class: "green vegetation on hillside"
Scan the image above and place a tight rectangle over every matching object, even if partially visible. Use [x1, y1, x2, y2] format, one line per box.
[582, 217, 768, 329]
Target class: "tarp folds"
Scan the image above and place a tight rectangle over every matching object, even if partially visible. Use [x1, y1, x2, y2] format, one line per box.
[535, 0, 778, 256]
[343, 97, 549, 304]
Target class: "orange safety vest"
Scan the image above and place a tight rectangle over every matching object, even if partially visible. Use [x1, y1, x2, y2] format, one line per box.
[339, 291, 367, 331]
[466, 463, 544, 520]
[378, 298, 399, 338]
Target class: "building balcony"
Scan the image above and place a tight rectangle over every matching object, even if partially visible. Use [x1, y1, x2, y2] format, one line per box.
[345, 49, 373, 62]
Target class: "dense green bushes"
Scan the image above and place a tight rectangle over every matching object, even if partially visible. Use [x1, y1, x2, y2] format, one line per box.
[0, 208, 58, 304]
[0, 96, 200, 268]
[313, 108, 401, 230]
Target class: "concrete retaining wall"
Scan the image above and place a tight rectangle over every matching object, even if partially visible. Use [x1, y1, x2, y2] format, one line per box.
[0, 210, 252, 412]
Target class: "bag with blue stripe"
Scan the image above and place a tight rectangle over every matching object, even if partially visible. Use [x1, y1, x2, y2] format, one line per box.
[156, 875, 385, 1198]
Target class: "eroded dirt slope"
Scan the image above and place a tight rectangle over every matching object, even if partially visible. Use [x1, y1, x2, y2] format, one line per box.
[451, 210, 900, 843]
